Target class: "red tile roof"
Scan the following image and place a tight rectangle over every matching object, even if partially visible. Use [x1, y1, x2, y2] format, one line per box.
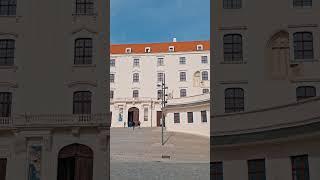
[110, 40, 210, 54]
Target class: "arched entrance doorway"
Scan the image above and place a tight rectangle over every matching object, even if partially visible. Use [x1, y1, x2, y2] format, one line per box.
[128, 107, 139, 127]
[57, 144, 93, 180]
[266, 31, 290, 79]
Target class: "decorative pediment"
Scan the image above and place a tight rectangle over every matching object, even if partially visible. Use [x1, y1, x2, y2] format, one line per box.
[0, 32, 18, 38]
[67, 81, 97, 88]
[71, 27, 98, 36]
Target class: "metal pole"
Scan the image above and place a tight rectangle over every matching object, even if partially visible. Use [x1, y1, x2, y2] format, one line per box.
[162, 74, 166, 145]
[161, 74, 164, 145]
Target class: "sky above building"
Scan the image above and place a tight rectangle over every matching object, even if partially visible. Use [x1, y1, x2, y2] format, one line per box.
[111, 0, 210, 44]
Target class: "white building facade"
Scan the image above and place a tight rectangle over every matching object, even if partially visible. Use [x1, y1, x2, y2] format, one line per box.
[0, 0, 109, 179]
[110, 40, 210, 137]
[212, 0, 320, 179]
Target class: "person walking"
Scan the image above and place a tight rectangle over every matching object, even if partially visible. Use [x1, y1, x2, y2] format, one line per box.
[138, 121, 141, 128]
[132, 121, 135, 131]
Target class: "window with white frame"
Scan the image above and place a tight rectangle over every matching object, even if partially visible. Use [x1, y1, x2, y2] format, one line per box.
[187, 112, 193, 123]
[168, 46, 175, 52]
[157, 90, 163, 100]
[180, 89, 187, 97]
[201, 56, 208, 64]
[202, 71, 209, 81]
[133, 90, 139, 98]
[144, 108, 148, 121]
[110, 74, 115, 83]
[203, 88, 210, 94]
[133, 73, 139, 82]
[201, 110, 207, 122]
[110, 59, 115, 67]
[157, 58, 164, 66]
[145, 47, 151, 53]
[133, 58, 140, 67]
[157, 72, 164, 82]
[179, 57, 186, 64]
[174, 113, 180, 123]
[196, 44, 203, 51]
[180, 72, 187, 81]
[125, 48, 132, 54]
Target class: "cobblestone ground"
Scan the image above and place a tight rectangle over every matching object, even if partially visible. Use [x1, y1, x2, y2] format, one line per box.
[110, 127, 210, 180]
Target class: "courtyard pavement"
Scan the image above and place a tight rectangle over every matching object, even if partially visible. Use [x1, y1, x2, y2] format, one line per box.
[110, 127, 210, 180]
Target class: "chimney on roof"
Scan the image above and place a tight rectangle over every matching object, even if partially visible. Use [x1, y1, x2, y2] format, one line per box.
[173, 38, 177, 42]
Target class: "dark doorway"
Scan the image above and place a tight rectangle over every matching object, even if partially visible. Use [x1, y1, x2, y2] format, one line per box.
[157, 111, 162, 127]
[128, 107, 139, 127]
[57, 144, 93, 180]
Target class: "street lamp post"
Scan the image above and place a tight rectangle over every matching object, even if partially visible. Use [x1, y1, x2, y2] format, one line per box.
[157, 73, 168, 146]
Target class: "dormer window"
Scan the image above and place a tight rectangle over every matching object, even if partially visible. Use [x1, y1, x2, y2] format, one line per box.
[169, 46, 175, 52]
[197, 44, 204, 51]
[145, 47, 151, 53]
[125, 48, 132, 54]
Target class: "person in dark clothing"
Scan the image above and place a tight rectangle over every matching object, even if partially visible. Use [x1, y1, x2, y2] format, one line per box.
[132, 121, 135, 131]
[138, 121, 141, 128]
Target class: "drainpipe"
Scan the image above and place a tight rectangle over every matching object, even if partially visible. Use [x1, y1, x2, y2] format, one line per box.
[150, 100, 153, 127]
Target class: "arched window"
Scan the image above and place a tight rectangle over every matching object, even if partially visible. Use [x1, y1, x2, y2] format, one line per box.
[0, 39, 15, 66]
[296, 86, 316, 101]
[73, 91, 92, 114]
[223, 34, 243, 62]
[293, 32, 313, 60]
[57, 144, 93, 180]
[74, 38, 92, 65]
[225, 88, 244, 113]
[202, 71, 209, 81]
[75, 0, 94, 15]
[133, 73, 139, 82]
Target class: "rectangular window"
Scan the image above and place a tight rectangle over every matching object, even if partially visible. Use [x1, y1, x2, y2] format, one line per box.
[180, 89, 187, 97]
[144, 108, 148, 121]
[0, 92, 12, 117]
[74, 38, 92, 65]
[201, 56, 208, 64]
[293, 0, 312, 8]
[157, 90, 163, 100]
[203, 89, 210, 94]
[157, 58, 164, 66]
[133, 90, 139, 98]
[248, 159, 266, 180]
[133, 58, 140, 67]
[110, 90, 114, 99]
[110, 74, 115, 83]
[133, 73, 139, 82]
[0, 158, 7, 180]
[180, 72, 187, 81]
[174, 113, 180, 123]
[223, 0, 242, 9]
[294, 32, 313, 60]
[73, 91, 92, 114]
[224, 34, 243, 62]
[110, 59, 115, 67]
[75, 0, 94, 15]
[187, 112, 193, 123]
[201, 111, 207, 122]
[157, 73, 164, 82]
[291, 155, 310, 180]
[0, 39, 15, 66]
[179, 57, 186, 64]
[211, 162, 223, 180]
[0, 0, 16, 16]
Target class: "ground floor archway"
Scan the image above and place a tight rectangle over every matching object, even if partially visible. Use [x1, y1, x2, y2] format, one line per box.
[128, 107, 139, 127]
[57, 143, 93, 180]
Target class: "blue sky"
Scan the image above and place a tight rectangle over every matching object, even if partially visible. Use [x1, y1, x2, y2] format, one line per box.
[110, 0, 210, 44]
